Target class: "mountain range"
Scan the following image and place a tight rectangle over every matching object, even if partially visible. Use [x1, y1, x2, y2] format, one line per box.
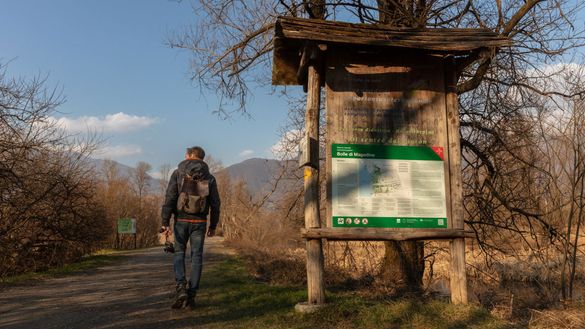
[221, 158, 302, 206]
[89, 157, 302, 202]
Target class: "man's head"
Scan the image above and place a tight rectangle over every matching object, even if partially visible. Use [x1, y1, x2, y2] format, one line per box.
[185, 146, 205, 160]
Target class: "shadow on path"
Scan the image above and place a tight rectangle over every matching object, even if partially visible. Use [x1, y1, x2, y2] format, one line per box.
[0, 237, 241, 329]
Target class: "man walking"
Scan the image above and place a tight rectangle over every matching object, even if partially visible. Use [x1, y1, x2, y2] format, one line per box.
[161, 146, 221, 309]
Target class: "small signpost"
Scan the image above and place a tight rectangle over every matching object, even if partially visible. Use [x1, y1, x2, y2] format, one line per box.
[272, 16, 511, 309]
[116, 217, 137, 249]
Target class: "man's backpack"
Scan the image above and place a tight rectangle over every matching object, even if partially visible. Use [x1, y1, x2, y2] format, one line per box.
[177, 172, 210, 215]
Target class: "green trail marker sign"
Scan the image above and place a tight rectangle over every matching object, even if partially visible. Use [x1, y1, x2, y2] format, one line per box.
[117, 218, 136, 234]
[332, 144, 447, 228]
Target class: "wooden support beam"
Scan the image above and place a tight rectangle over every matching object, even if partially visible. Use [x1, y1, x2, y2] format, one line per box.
[297, 42, 327, 90]
[445, 57, 468, 305]
[304, 56, 325, 305]
[301, 228, 474, 241]
[297, 43, 311, 87]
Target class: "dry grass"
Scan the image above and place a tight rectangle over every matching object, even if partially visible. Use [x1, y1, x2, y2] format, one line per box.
[232, 244, 307, 284]
[323, 241, 384, 278]
[528, 303, 585, 328]
[223, 211, 585, 326]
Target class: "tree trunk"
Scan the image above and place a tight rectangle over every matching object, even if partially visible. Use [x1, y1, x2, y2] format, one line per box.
[380, 241, 425, 292]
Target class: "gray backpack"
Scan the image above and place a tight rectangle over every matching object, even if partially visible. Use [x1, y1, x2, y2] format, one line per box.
[177, 172, 210, 214]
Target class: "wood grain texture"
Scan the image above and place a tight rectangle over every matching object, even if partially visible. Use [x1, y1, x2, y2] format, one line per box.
[304, 62, 325, 305]
[301, 228, 474, 240]
[273, 17, 512, 85]
[276, 17, 511, 50]
[445, 58, 468, 304]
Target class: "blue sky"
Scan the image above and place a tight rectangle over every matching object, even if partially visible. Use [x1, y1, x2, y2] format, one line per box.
[4, 1, 585, 177]
[0, 0, 295, 175]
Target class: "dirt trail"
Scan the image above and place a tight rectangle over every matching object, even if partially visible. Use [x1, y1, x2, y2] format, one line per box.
[0, 237, 232, 329]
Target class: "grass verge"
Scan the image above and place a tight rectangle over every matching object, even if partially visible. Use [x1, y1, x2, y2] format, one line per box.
[186, 256, 517, 329]
[0, 249, 126, 285]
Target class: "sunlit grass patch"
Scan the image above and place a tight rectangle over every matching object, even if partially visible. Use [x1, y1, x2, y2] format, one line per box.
[187, 256, 515, 329]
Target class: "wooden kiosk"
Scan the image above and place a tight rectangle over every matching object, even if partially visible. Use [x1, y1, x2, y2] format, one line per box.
[271, 17, 510, 307]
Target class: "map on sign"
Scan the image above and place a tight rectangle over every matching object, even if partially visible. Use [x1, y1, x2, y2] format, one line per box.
[332, 144, 448, 228]
[358, 160, 403, 196]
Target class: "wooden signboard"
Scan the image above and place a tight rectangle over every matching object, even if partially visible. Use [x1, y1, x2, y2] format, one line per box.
[270, 16, 511, 307]
[326, 47, 452, 231]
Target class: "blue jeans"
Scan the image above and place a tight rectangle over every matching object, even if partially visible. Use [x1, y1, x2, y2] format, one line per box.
[173, 221, 206, 294]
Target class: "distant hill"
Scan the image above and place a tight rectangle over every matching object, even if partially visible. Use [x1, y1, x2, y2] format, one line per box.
[88, 158, 162, 194]
[220, 158, 302, 206]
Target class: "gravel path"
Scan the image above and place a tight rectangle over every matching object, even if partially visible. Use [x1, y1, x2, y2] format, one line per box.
[0, 237, 231, 329]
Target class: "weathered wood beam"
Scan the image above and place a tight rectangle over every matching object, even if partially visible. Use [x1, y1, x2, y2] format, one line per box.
[304, 50, 325, 305]
[275, 16, 512, 52]
[445, 57, 468, 305]
[297, 42, 327, 89]
[301, 228, 474, 241]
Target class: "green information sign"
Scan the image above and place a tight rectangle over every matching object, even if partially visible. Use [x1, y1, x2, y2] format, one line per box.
[332, 143, 447, 229]
[332, 144, 443, 161]
[332, 216, 447, 228]
[117, 218, 136, 234]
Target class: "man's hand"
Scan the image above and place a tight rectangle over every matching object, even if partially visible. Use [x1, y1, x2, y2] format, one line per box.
[207, 228, 215, 237]
[160, 226, 171, 236]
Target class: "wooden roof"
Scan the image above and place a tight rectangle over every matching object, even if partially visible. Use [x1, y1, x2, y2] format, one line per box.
[273, 16, 512, 85]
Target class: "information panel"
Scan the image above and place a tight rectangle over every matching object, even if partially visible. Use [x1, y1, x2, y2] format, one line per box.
[325, 49, 451, 230]
[117, 218, 136, 234]
[332, 144, 447, 228]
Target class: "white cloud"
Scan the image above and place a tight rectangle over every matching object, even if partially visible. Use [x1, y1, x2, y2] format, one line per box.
[96, 144, 143, 159]
[149, 166, 177, 181]
[149, 171, 164, 180]
[524, 62, 585, 94]
[537, 62, 585, 76]
[238, 149, 255, 157]
[271, 129, 303, 160]
[49, 112, 158, 133]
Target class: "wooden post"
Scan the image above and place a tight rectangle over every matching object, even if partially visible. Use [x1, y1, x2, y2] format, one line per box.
[445, 58, 468, 304]
[304, 53, 325, 305]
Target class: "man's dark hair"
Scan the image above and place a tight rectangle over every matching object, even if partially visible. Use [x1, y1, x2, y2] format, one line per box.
[186, 146, 205, 160]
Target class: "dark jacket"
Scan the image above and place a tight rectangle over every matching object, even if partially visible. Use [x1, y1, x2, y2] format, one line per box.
[161, 159, 220, 229]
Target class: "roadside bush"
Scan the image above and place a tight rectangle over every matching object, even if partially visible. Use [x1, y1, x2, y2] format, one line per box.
[0, 64, 109, 277]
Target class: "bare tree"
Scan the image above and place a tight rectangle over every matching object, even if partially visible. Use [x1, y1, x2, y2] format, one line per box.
[205, 154, 224, 174]
[133, 161, 153, 245]
[158, 163, 172, 195]
[523, 65, 585, 301]
[0, 63, 108, 276]
[170, 1, 584, 113]
[103, 159, 120, 184]
[133, 161, 153, 205]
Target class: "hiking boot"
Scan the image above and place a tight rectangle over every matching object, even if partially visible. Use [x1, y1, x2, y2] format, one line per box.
[186, 291, 197, 310]
[171, 284, 188, 309]
[186, 296, 196, 310]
